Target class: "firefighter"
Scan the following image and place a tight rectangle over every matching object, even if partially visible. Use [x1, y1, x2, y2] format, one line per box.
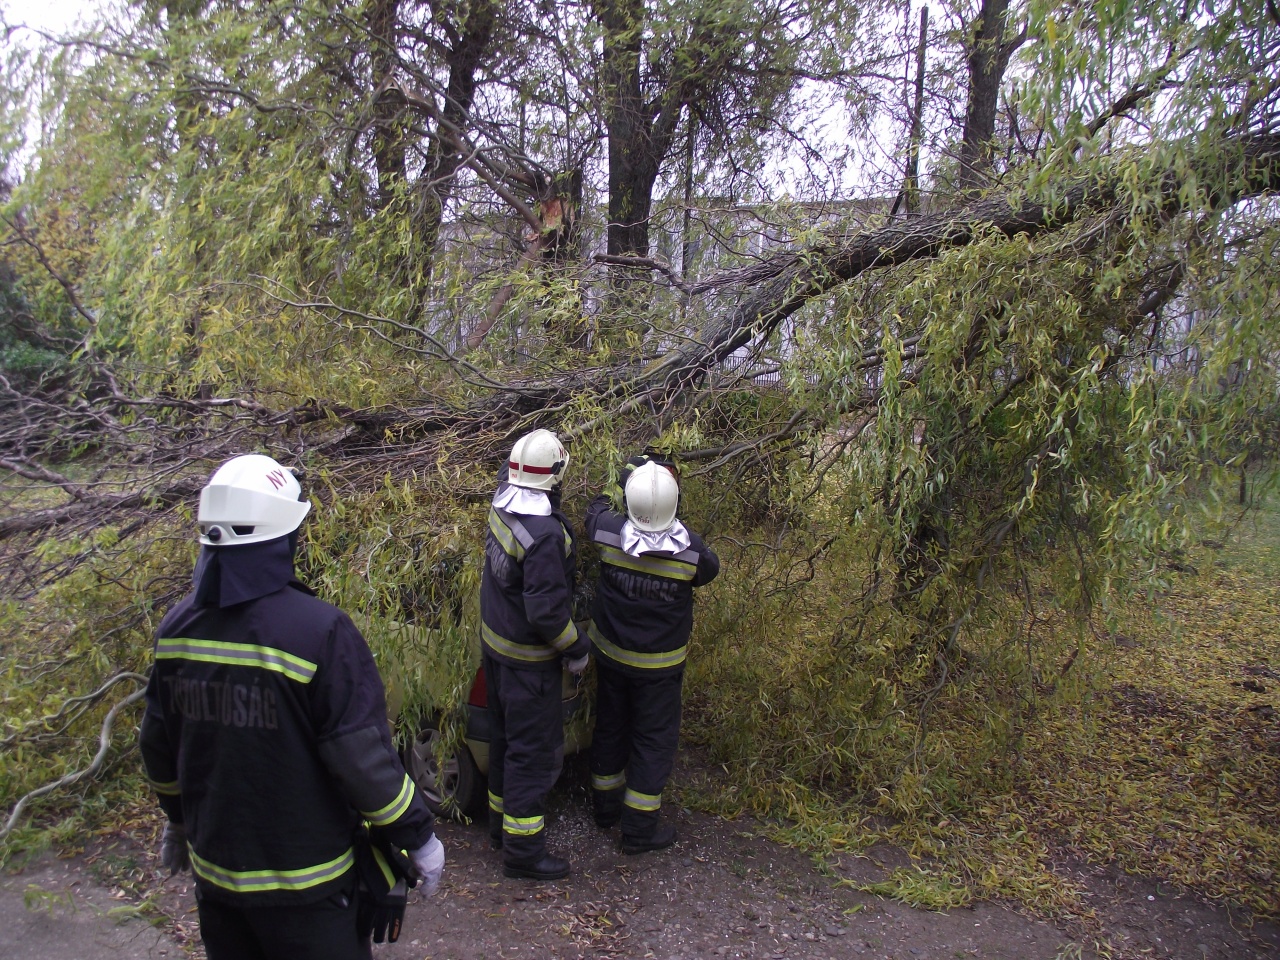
[139, 454, 444, 960]
[586, 457, 719, 853]
[480, 429, 590, 880]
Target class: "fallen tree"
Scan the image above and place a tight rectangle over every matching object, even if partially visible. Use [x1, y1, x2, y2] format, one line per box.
[3, 5, 1280, 919]
[2, 130, 1276, 572]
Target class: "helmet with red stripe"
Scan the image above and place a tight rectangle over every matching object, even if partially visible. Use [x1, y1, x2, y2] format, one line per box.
[507, 429, 569, 491]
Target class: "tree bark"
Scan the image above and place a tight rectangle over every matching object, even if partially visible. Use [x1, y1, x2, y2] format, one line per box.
[957, 0, 1017, 191]
[892, 5, 930, 217]
[666, 133, 1280, 386]
[368, 0, 405, 207]
[591, 0, 711, 269]
[396, 0, 500, 301]
[595, 0, 661, 262]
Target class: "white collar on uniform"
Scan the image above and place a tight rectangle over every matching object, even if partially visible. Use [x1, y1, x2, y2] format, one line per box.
[621, 519, 691, 557]
[492, 483, 552, 516]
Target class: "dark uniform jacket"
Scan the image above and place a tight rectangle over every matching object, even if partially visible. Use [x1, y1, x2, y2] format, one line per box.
[585, 495, 720, 676]
[139, 581, 435, 906]
[480, 480, 588, 671]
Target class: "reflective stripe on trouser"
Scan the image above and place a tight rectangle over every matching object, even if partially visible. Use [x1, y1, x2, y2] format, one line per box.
[589, 662, 684, 840]
[624, 787, 661, 812]
[483, 652, 564, 865]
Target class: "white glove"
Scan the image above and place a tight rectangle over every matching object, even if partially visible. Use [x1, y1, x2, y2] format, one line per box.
[566, 654, 589, 676]
[160, 821, 190, 875]
[409, 834, 445, 897]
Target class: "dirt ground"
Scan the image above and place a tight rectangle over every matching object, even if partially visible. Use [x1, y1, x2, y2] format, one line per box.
[4, 754, 1278, 960]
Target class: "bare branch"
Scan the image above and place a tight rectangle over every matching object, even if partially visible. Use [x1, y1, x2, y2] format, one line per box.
[0, 672, 149, 749]
[1, 681, 147, 840]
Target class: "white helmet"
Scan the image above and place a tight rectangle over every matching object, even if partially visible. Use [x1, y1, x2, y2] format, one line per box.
[625, 461, 679, 532]
[507, 429, 569, 491]
[198, 454, 312, 546]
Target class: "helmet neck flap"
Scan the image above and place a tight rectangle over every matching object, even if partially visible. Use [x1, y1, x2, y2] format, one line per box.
[192, 530, 299, 608]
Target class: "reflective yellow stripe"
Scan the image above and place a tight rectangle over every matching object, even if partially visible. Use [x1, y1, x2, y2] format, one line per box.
[371, 845, 396, 890]
[488, 509, 525, 560]
[157, 638, 317, 684]
[488, 791, 503, 813]
[592, 772, 625, 792]
[503, 814, 544, 836]
[190, 847, 354, 894]
[482, 622, 558, 662]
[588, 622, 687, 671]
[562, 526, 573, 558]
[548, 619, 578, 653]
[598, 544, 696, 581]
[363, 774, 415, 826]
[148, 777, 180, 796]
[624, 788, 662, 812]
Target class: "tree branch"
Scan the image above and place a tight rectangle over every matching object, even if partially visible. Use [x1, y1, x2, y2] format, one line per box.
[0, 681, 147, 840]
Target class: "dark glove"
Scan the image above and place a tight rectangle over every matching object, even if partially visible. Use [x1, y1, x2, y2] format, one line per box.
[618, 453, 652, 510]
[357, 878, 408, 944]
[622, 451, 679, 482]
[646, 449, 679, 477]
[620, 453, 651, 482]
[355, 828, 420, 944]
[160, 821, 190, 875]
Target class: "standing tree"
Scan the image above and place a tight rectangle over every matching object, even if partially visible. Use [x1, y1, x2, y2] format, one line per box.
[955, 0, 1024, 190]
[589, 0, 864, 272]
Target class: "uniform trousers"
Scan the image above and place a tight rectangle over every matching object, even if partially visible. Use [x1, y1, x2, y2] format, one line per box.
[196, 880, 370, 960]
[483, 652, 564, 864]
[589, 663, 684, 839]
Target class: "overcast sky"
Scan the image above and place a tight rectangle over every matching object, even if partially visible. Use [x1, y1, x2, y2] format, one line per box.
[3, 0, 99, 34]
[0, 0, 887, 202]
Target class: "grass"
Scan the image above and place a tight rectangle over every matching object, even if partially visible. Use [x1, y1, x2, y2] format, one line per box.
[678, 494, 1280, 928]
[1011, 503, 1280, 914]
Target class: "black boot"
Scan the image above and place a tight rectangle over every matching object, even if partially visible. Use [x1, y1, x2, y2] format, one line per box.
[503, 853, 571, 881]
[622, 822, 677, 855]
[593, 791, 622, 829]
